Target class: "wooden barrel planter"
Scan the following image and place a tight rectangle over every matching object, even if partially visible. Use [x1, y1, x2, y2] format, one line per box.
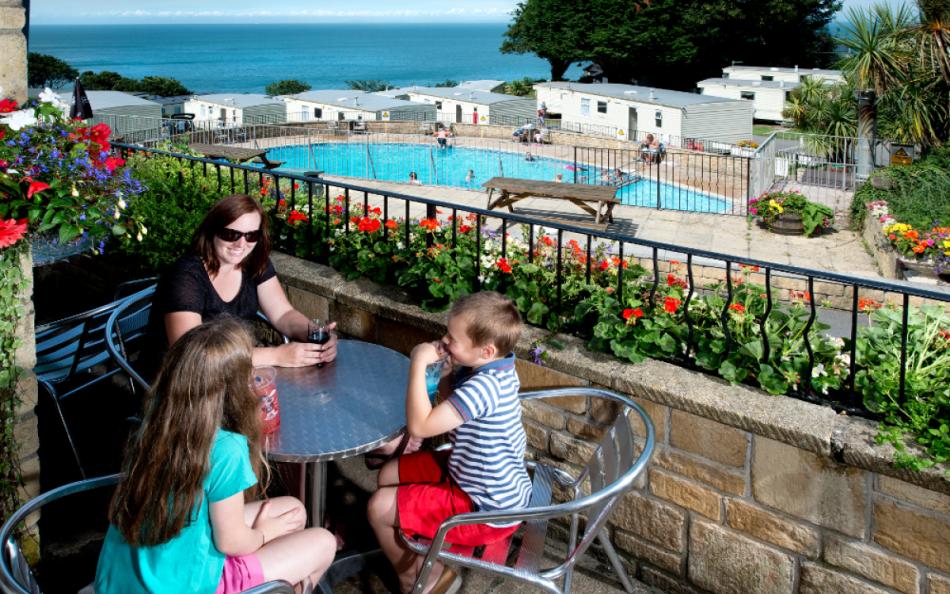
[766, 213, 805, 235]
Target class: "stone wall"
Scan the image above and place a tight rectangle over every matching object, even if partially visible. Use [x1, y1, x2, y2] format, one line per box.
[0, 1, 27, 103]
[14, 248, 39, 533]
[272, 251, 950, 594]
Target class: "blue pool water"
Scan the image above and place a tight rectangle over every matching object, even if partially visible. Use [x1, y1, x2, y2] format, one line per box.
[266, 142, 730, 213]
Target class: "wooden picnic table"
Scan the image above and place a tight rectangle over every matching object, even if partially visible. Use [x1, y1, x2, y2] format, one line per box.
[482, 177, 620, 227]
[188, 143, 284, 170]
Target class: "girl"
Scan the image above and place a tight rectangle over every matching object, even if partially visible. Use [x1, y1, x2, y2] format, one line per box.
[95, 319, 335, 593]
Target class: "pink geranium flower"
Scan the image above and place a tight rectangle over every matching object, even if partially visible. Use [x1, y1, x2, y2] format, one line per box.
[0, 218, 28, 248]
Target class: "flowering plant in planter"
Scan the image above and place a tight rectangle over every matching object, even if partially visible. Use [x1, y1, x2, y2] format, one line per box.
[747, 190, 833, 237]
[0, 88, 146, 250]
[882, 222, 950, 270]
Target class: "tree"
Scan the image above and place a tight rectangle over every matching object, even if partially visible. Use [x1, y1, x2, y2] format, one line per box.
[503, 77, 538, 97]
[345, 80, 392, 92]
[80, 70, 139, 91]
[501, 0, 585, 81]
[137, 76, 191, 97]
[433, 80, 459, 88]
[27, 53, 78, 89]
[265, 79, 312, 96]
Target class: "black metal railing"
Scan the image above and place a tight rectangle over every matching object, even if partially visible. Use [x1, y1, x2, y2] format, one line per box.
[113, 142, 950, 422]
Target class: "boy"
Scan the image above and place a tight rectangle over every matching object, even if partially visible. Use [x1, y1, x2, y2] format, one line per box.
[367, 292, 532, 594]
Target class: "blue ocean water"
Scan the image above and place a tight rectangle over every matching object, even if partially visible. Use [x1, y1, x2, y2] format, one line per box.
[266, 142, 729, 213]
[29, 24, 581, 94]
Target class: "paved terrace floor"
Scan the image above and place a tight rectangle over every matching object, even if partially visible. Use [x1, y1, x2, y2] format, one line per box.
[317, 176, 882, 280]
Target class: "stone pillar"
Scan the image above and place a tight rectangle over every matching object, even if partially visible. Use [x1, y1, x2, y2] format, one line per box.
[855, 89, 877, 181]
[14, 248, 39, 522]
[0, 0, 27, 103]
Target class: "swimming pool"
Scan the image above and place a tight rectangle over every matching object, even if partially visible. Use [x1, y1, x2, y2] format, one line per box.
[266, 142, 730, 213]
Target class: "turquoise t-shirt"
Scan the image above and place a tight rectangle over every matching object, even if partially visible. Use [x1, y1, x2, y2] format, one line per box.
[94, 430, 258, 594]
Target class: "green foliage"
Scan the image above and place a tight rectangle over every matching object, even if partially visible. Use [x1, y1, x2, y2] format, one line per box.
[433, 80, 459, 88]
[850, 147, 950, 229]
[502, 0, 840, 88]
[0, 243, 28, 522]
[79, 71, 191, 96]
[27, 53, 78, 89]
[856, 305, 950, 476]
[265, 79, 313, 96]
[345, 80, 392, 92]
[502, 78, 539, 97]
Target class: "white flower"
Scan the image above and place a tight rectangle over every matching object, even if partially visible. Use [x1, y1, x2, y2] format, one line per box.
[114, 209, 121, 219]
[811, 363, 826, 378]
[0, 108, 37, 131]
[117, 198, 127, 210]
[136, 231, 143, 242]
[71, 186, 79, 197]
[39, 87, 68, 111]
[141, 225, 148, 236]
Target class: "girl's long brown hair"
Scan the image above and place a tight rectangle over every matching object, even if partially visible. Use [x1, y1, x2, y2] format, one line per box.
[110, 318, 264, 546]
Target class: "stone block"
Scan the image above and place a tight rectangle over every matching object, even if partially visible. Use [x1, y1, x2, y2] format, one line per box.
[0, 28, 26, 105]
[14, 413, 38, 459]
[752, 436, 867, 538]
[877, 475, 950, 516]
[725, 498, 819, 558]
[0, 6, 27, 28]
[629, 397, 667, 444]
[523, 419, 549, 453]
[521, 399, 567, 430]
[823, 534, 919, 594]
[930, 573, 950, 594]
[640, 566, 705, 594]
[286, 285, 330, 321]
[514, 359, 587, 392]
[688, 520, 794, 594]
[330, 301, 376, 340]
[374, 317, 440, 356]
[566, 417, 609, 441]
[873, 499, 950, 573]
[15, 372, 37, 417]
[614, 492, 687, 552]
[799, 562, 890, 594]
[17, 453, 40, 503]
[549, 431, 596, 466]
[654, 447, 746, 496]
[613, 529, 685, 575]
[670, 409, 748, 467]
[650, 468, 722, 521]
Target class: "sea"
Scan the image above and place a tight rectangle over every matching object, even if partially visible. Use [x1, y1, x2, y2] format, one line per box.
[29, 23, 582, 94]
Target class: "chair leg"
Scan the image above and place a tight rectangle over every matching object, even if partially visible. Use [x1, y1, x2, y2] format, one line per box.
[42, 383, 87, 479]
[598, 528, 636, 594]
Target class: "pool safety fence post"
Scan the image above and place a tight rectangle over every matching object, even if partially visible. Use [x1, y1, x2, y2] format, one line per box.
[429, 148, 438, 185]
[656, 159, 661, 210]
[573, 146, 578, 184]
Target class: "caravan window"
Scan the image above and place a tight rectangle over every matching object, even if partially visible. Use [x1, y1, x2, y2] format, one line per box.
[741, 91, 755, 100]
[655, 111, 663, 127]
[597, 101, 607, 114]
[580, 98, 591, 116]
[314, 107, 323, 119]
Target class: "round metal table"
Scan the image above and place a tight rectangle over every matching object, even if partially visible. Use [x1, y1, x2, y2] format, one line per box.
[266, 339, 408, 526]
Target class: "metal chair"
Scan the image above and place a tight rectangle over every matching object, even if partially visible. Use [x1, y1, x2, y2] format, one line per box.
[0, 474, 295, 594]
[33, 287, 154, 479]
[402, 387, 655, 594]
[103, 284, 158, 395]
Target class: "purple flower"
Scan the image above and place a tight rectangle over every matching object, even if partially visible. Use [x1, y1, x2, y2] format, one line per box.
[529, 343, 545, 365]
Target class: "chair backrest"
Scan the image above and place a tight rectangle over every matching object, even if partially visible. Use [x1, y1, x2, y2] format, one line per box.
[0, 474, 295, 594]
[34, 301, 126, 400]
[104, 284, 157, 394]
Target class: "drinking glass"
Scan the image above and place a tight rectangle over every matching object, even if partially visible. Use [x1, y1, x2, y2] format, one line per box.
[308, 318, 331, 368]
[250, 366, 280, 434]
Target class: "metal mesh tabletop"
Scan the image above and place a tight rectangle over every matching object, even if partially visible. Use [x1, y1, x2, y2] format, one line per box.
[265, 340, 409, 463]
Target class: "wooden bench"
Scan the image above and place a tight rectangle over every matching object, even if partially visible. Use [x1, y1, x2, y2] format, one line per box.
[482, 176, 620, 228]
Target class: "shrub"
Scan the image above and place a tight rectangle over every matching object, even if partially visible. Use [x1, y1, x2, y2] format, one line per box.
[850, 147, 950, 230]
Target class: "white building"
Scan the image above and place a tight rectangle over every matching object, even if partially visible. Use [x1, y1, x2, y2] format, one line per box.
[699, 65, 844, 122]
[534, 82, 754, 144]
[455, 80, 505, 93]
[282, 90, 435, 123]
[184, 94, 286, 127]
[721, 65, 843, 84]
[376, 86, 535, 125]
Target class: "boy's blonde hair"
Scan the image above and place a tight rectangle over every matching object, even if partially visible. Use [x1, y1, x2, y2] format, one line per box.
[450, 291, 522, 355]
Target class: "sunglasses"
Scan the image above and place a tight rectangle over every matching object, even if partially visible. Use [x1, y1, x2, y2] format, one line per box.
[216, 227, 263, 243]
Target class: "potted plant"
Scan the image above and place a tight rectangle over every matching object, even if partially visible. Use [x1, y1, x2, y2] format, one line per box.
[882, 222, 950, 279]
[748, 191, 833, 236]
[731, 139, 759, 157]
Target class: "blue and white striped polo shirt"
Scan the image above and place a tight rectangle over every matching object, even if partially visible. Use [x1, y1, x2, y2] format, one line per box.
[446, 354, 532, 526]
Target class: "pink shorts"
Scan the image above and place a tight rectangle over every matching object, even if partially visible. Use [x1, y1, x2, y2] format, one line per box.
[215, 554, 265, 594]
[397, 450, 520, 548]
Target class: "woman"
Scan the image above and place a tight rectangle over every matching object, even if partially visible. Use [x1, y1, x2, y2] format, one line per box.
[151, 193, 337, 368]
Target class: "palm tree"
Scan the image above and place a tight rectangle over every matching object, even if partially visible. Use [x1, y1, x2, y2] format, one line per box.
[914, 0, 950, 84]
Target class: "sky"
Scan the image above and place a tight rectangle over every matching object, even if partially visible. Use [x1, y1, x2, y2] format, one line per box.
[30, 0, 908, 25]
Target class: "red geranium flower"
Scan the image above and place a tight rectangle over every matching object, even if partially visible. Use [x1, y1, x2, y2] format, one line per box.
[623, 307, 644, 321]
[599, 259, 610, 271]
[104, 156, 125, 173]
[542, 236, 554, 247]
[496, 257, 512, 273]
[858, 298, 881, 312]
[729, 303, 746, 313]
[459, 224, 472, 233]
[358, 217, 381, 233]
[287, 210, 308, 224]
[663, 297, 681, 314]
[24, 178, 51, 199]
[0, 98, 17, 113]
[0, 218, 28, 248]
[419, 218, 439, 231]
[385, 219, 398, 230]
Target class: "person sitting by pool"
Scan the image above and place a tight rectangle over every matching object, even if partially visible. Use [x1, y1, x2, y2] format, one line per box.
[533, 128, 548, 144]
[409, 171, 422, 185]
[435, 127, 448, 149]
[525, 152, 536, 162]
[465, 169, 475, 185]
[553, 173, 564, 183]
[641, 134, 661, 163]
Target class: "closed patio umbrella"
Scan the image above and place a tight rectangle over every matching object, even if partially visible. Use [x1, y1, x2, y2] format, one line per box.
[69, 77, 93, 120]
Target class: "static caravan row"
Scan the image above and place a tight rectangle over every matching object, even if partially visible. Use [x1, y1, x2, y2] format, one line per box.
[283, 90, 435, 123]
[376, 86, 535, 126]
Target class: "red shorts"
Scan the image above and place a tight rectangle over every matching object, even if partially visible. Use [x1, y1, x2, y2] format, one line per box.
[397, 450, 520, 548]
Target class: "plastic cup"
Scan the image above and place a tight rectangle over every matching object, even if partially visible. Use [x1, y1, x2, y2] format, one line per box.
[251, 366, 280, 435]
[425, 359, 445, 404]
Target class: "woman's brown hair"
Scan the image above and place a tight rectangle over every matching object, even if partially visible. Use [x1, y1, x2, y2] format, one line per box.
[192, 194, 271, 279]
[110, 317, 264, 546]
